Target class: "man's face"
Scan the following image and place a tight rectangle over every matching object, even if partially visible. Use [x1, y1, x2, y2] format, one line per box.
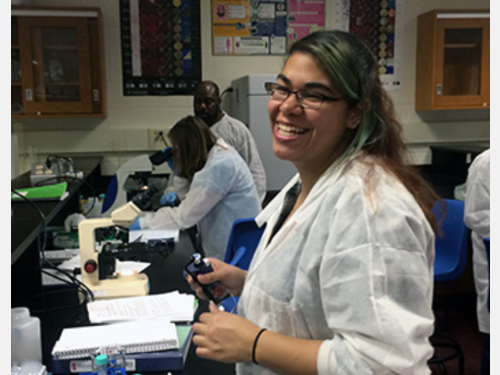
[194, 86, 221, 126]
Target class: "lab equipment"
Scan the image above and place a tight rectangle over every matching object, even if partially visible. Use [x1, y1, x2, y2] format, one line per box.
[79, 198, 149, 300]
[230, 75, 296, 192]
[184, 253, 230, 304]
[30, 155, 83, 185]
[101, 148, 172, 216]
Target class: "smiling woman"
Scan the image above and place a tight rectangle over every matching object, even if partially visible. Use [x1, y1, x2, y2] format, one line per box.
[189, 30, 442, 375]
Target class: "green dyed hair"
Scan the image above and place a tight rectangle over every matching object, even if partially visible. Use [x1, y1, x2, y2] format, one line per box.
[288, 30, 390, 159]
[288, 30, 442, 234]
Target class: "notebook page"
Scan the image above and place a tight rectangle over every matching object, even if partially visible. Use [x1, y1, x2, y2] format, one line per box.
[52, 317, 178, 360]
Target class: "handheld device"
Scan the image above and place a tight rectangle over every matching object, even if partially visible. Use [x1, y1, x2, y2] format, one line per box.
[184, 253, 230, 304]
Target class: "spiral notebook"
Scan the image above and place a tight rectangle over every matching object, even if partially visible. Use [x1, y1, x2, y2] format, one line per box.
[52, 317, 179, 360]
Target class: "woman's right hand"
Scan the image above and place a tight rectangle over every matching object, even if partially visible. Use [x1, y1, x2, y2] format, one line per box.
[186, 257, 247, 300]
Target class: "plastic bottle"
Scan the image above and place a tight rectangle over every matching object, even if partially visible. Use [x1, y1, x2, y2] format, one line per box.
[11, 307, 42, 367]
[95, 354, 108, 375]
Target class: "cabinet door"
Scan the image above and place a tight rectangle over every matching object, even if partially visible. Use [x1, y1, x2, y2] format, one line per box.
[434, 18, 489, 109]
[18, 17, 93, 114]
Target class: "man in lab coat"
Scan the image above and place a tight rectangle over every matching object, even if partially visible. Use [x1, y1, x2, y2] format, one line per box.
[464, 148, 490, 375]
[194, 81, 267, 203]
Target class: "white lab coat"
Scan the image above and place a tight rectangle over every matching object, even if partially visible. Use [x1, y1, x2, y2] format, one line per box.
[464, 149, 490, 334]
[211, 113, 267, 202]
[237, 154, 435, 375]
[139, 140, 261, 260]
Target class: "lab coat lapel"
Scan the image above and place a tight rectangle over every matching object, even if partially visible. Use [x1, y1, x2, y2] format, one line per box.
[250, 160, 346, 273]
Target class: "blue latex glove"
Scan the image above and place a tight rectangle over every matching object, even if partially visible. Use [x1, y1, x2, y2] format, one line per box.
[129, 218, 141, 230]
[160, 192, 179, 207]
[163, 146, 175, 171]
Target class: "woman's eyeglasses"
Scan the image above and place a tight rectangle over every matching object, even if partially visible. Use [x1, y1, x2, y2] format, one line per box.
[264, 82, 344, 109]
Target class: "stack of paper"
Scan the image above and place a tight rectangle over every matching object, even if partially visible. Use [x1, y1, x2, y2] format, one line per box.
[87, 291, 197, 324]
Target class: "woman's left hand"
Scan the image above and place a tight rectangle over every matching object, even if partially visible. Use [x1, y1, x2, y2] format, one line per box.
[192, 302, 261, 363]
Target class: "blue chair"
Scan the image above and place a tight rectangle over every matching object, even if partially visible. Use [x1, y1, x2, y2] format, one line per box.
[429, 199, 469, 375]
[484, 237, 490, 312]
[224, 218, 266, 270]
[220, 218, 266, 313]
[433, 199, 469, 282]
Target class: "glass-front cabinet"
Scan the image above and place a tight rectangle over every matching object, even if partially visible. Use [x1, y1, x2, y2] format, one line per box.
[416, 10, 489, 111]
[11, 7, 105, 118]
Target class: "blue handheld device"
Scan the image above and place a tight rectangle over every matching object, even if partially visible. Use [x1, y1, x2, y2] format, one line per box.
[184, 253, 230, 304]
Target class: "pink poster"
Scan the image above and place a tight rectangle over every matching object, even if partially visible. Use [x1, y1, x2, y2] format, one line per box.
[287, 0, 325, 42]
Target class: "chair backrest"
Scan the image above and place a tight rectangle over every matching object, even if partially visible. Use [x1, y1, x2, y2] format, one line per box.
[432, 199, 469, 282]
[224, 218, 266, 271]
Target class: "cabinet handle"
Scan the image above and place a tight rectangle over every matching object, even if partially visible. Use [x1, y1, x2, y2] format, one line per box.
[436, 84, 442, 96]
[25, 89, 33, 101]
[92, 89, 100, 102]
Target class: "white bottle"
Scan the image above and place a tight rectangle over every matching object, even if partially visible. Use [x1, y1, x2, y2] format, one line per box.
[11, 307, 42, 367]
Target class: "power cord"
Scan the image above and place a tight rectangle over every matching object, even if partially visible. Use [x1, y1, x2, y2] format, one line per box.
[154, 131, 169, 147]
[11, 188, 95, 306]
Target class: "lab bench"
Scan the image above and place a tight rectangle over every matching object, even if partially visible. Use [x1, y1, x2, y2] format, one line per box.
[11, 157, 235, 374]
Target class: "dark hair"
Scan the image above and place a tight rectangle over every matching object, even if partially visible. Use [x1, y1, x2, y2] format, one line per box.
[195, 81, 221, 97]
[288, 30, 441, 232]
[168, 116, 217, 182]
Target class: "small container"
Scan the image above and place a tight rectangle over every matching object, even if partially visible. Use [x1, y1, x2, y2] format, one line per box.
[95, 354, 108, 375]
[11, 307, 42, 367]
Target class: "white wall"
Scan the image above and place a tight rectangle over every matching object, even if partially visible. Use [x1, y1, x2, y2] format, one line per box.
[11, 0, 490, 177]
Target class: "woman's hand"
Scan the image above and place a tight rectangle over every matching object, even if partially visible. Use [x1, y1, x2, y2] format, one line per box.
[193, 302, 261, 363]
[186, 257, 247, 300]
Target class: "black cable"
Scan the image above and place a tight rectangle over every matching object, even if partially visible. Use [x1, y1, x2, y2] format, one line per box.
[11, 188, 95, 305]
[42, 261, 94, 303]
[220, 86, 233, 99]
[154, 131, 169, 147]
[11, 188, 48, 257]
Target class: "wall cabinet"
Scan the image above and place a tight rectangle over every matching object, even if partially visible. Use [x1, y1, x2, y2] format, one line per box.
[415, 9, 489, 111]
[11, 6, 105, 118]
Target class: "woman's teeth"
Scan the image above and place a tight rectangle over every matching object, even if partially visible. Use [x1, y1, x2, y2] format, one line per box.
[277, 123, 306, 136]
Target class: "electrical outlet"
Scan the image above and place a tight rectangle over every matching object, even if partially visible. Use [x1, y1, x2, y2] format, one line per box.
[148, 129, 166, 149]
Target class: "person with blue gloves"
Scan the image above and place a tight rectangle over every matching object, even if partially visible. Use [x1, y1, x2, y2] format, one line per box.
[132, 116, 261, 261]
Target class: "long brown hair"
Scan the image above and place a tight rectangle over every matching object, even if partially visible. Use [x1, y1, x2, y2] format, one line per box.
[168, 116, 217, 182]
[289, 30, 441, 232]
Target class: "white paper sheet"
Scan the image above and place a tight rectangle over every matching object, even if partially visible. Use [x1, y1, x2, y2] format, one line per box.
[87, 291, 197, 324]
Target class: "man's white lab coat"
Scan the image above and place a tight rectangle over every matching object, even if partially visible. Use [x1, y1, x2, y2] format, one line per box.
[464, 149, 490, 334]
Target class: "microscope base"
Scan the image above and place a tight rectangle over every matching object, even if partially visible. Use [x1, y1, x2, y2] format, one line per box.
[84, 274, 149, 300]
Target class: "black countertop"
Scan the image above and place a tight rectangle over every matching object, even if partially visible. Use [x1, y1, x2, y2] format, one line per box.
[11, 157, 102, 264]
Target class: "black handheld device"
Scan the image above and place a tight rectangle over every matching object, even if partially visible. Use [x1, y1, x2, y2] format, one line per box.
[184, 253, 230, 304]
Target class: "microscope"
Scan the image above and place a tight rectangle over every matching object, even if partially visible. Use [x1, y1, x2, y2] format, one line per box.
[78, 188, 162, 300]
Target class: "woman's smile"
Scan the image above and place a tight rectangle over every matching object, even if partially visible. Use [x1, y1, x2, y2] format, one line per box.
[275, 122, 308, 139]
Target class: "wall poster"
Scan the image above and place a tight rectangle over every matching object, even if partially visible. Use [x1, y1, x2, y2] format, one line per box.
[211, 0, 325, 55]
[120, 0, 202, 96]
[332, 0, 404, 91]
